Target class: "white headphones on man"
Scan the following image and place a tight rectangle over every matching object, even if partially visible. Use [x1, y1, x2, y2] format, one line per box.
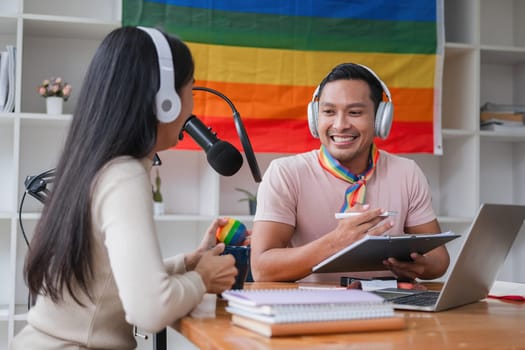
[307, 63, 393, 139]
[138, 26, 181, 123]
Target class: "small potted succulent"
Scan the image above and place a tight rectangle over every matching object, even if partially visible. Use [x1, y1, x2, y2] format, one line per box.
[152, 168, 164, 215]
[235, 188, 257, 215]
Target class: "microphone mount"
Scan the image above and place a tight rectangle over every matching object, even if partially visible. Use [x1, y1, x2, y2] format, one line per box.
[24, 169, 55, 204]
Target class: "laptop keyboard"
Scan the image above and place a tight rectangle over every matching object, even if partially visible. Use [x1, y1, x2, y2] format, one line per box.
[391, 291, 440, 306]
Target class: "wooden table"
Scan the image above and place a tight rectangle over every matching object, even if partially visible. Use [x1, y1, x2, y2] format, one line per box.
[179, 282, 525, 350]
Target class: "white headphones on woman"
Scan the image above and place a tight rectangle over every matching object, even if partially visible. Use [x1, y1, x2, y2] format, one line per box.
[307, 63, 393, 139]
[138, 26, 181, 123]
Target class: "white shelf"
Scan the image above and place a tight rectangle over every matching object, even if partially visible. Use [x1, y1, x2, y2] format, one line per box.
[153, 214, 216, 222]
[23, 0, 121, 22]
[0, 17, 17, 29]
[19, 112, 72, 121]
[19, 212, 253, 224]
[0, 307, 7, 321]
[13, 305, 27, 322]
[444, 42, 475, 54]
[442, 128, 476, 139]
[18, 213, 40, 220]
[0, 114, 15, 125]
[23, 15, 120, 40]
[437, 216, 473, 226]
[480, 130, 525, 142]
[480, 46, 525, 65]
[0, 305, 28, 322]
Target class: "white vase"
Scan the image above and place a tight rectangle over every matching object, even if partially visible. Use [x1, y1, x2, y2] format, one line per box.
[46, 96, 63, 115]
[153, 201, 165, 216]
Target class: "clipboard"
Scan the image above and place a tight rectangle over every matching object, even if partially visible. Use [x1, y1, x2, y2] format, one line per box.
[312, 231, 460, 273]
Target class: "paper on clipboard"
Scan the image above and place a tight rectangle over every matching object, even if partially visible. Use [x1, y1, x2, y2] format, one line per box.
[313, 231, 460, 273]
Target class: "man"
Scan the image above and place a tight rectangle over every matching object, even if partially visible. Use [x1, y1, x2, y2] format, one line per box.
[250, 63, 450, 283]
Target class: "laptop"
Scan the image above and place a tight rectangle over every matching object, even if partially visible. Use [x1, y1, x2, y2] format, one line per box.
[372, 203, 525, 312]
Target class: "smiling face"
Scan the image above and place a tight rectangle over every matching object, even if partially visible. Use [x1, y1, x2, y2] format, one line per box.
[317, 79, 376, 174]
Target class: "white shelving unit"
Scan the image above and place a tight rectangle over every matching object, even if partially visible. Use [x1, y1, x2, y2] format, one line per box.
[438, 0, 525, 283]
[0, 0, 125, 348]
[1, 0, 525, 349]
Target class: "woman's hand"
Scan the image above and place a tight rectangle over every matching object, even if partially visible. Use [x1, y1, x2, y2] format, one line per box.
[194, 243, 237, 293]
[184, 217, 237, 271]
[199, 217, 228, 250]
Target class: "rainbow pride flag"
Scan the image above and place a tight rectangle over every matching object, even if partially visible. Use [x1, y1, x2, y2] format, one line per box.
[123, 0, 444, 154]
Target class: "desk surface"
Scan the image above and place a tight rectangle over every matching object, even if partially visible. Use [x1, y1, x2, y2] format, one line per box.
[179, 282, 525, 350]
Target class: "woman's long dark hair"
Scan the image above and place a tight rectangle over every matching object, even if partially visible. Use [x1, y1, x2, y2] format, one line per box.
[24, 26, 194, 305]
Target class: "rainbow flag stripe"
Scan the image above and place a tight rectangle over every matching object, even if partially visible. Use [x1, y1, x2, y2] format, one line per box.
[123, 0, 443, 154]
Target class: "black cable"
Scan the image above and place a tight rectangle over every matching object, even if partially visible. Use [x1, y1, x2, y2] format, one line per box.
[18, 191, 30, 247]
[18, 190, 34, 310]
[18, 168, 55, 310]
[18, 168, 55, 249]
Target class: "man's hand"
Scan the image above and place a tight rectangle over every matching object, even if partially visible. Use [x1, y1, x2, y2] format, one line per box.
[329, 206, 394, 253]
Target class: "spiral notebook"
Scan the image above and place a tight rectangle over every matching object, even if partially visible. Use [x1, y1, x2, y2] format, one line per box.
[222, 288, 405, 336]
[223, 289, 394, 322]
[222, 288, 384, 306]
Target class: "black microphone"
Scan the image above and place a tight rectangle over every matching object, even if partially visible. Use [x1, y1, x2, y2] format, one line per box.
[183, 115, 243, 176]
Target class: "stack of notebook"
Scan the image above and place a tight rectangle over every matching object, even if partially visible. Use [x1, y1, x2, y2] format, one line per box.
[222, 288, 405, 337]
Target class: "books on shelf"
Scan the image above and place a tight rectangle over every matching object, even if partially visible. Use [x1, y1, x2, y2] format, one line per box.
[480, 112, 524, 123]
[0, 45, 16, 112]
[0, 50, 8, 111]
[222, 288, 405, 337]
[480, 102, 525, 133]
[481, 102, 525, 114]
[480, 119, 525, 133]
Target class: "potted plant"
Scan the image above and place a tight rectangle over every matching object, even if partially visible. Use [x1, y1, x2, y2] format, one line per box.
[37, 77, 72, 115]
[152, 168, 164, 215]
[235, 187, 257, 215]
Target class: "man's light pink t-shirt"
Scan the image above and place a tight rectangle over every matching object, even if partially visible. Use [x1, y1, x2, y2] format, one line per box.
[254, 149, 437, 282]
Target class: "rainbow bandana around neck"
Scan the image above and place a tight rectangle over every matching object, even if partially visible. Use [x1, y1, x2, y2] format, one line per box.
[318, 144, 380, 211]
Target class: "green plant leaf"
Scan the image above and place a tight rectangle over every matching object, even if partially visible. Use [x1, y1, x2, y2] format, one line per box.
[235, 187, 256, 201]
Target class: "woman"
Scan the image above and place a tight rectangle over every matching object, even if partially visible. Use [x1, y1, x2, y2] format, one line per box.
[12, 26, 237, 349]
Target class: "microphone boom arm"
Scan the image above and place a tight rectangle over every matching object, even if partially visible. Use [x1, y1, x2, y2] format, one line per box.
[191, 86, 262, 183]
